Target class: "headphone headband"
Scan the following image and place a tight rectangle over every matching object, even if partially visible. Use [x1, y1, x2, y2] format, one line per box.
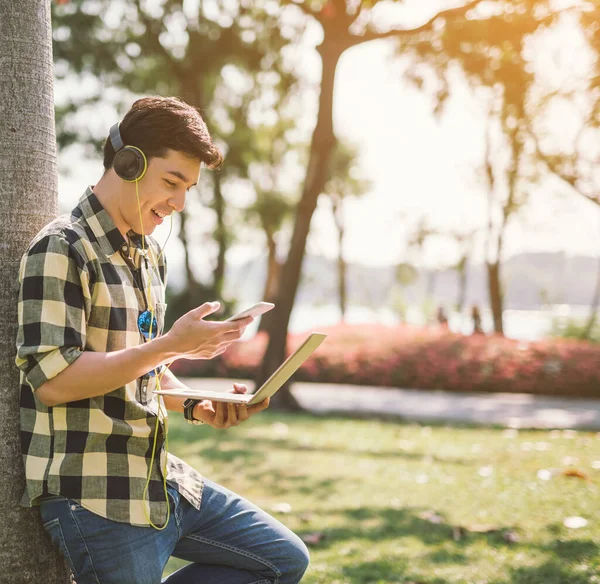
[109, 122, 125, 152]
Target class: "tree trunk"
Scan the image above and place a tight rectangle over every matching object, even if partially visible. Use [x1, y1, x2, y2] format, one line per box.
[258, 230, 281, 333]
[456, 257, 468, 315]
[179, 208, 196, 290]
[582, 254, 600, 339]
[0, 1, 70, 582]
[487, 260, 504, 335]
[178, 78, 223, 306]
[337, 230, 347, 323]
[211, 171, 227, 300]
[256, 42, 342, 409]
[332, 198, 347, 322]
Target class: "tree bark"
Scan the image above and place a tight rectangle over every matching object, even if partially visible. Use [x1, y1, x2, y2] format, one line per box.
[258, 230, 281, 333]
[212, 171, 227, 300]
[332, 198, 347, 322]
[487, 260, 504, 335]
[456, 258, 468, 316]
[582, 254, 600, 339]
[337, 230, 347, 323]
[179, 208, 196, 291]
[256, 41, 343, 409]
[489, 123, 520, 337]
[0, 1, 70, 582]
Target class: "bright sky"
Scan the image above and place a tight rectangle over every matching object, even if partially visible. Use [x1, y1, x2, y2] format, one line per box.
[56, 2, 600, 275]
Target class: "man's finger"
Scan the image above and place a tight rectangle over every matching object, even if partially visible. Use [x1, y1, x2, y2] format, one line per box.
[190, 400, 212, 425]
[220, 330, 244, 343]
[193, 301, 220, 319]
[213, 400, 225, 427]
[248, 397, 270, 415]
[238, 403, 249, 422]
[227, 402, 239, 426]
[226, 316, 253, 332]
[232, 383, 247, 394]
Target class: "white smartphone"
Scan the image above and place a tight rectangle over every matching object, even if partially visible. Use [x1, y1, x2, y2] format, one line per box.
[226, 301, 275, 322]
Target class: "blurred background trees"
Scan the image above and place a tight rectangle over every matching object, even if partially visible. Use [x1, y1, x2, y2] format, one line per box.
[49, 0, 600, 406]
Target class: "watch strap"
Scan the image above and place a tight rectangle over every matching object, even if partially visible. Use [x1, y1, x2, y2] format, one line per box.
[183, 398, 203, 425]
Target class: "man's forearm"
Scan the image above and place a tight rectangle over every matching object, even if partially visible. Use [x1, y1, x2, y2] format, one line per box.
[36, 335, 179, 407]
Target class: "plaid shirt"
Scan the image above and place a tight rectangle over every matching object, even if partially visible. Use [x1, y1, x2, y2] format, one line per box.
[16, 187, 203, 526]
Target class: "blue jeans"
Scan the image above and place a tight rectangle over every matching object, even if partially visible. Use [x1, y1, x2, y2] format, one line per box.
[39, 478, 309, 584]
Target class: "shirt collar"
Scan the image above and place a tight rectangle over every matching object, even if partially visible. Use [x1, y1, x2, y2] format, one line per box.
[74, 186, 148, 258]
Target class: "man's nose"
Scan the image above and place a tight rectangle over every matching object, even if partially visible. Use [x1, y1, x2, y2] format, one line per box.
[168, 191, 185, 213]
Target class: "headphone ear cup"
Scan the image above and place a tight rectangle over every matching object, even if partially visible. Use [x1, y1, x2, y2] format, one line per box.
[113, 147, 147, 182]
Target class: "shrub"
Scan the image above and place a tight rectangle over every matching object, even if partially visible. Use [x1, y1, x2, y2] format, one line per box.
[170, 324, 600, 398]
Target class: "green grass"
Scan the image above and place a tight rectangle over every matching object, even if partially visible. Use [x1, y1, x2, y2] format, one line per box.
[162, 412, 600, 584]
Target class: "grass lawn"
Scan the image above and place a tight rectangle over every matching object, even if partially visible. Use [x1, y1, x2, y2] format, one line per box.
[162, 411, 600, 584]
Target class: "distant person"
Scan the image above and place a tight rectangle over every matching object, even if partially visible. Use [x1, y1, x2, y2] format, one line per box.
[471, 304, 484, 335]
[437, 305, 449, 329]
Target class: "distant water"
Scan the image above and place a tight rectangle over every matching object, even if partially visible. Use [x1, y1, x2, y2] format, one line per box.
[240, 303, 592, 342]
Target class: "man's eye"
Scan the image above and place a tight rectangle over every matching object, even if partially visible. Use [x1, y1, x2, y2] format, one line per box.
[164, 179, 176, 188]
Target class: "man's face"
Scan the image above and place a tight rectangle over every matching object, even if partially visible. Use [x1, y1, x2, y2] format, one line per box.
[122, 149, 201, 235]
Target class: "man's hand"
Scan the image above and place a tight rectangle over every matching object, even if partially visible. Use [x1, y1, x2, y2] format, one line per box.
[164, 302, 253, 360]
[193, 383, 270, 429]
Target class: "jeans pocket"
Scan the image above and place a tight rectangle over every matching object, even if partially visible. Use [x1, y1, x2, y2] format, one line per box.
[43, 517, 78, 576]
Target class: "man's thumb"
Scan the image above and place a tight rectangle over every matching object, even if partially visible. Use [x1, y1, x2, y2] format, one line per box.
[193, 301, 220, 319]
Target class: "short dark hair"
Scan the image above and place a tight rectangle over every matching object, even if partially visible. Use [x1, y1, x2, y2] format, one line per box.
[103, 96, 223, 170]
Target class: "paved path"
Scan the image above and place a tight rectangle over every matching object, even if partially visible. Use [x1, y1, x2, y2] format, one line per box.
[180, 378, 600, 430]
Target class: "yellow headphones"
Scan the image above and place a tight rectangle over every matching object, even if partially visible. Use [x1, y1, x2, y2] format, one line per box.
[109, 122, 148, 182]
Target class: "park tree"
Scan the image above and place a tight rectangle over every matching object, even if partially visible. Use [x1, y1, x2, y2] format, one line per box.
[215, 65, 303, 332]
[395, 0, 566, 334]
[396, 0, 600, 334]
[323, 142, 371, 322]
[236, 114, 299, 333]
[481, 101, 530, 335]
[389, 261, 418, 322]
[51, 0, 296, 317]
[0, 1, 70, 582]
[247, 189, 295, 332]
[406, 216, 438, 322]
[258, 0, 487, 406]
[449, 229, 477, 317]
[527, 2, 600, 207]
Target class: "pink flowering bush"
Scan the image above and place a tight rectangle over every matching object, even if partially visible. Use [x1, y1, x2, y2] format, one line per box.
[170, 324, 600, 397]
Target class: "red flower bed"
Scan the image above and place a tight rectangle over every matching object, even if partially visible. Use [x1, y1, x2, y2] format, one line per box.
[170, 324, 600, 398]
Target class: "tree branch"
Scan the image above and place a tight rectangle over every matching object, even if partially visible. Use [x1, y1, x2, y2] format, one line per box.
[279, 0, 323, 24]
[133, 0, 184, 75]
[347, 0, 484, 47]
[528, 125, 600, 207]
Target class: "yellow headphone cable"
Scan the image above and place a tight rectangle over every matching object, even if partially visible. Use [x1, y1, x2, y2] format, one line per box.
[132, 171, 175, 530]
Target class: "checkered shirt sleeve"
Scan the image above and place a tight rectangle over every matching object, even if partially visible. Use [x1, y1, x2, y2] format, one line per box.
[16, 233, 90, 392]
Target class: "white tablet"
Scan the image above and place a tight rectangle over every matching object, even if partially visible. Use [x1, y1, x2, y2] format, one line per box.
[154, 332, 327, 405]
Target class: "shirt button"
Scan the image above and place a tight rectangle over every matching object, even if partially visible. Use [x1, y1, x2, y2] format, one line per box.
[70, 504, 77, 511]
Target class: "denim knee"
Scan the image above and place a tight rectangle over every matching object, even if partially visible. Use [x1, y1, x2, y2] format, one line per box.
[282, 536, 310, 583]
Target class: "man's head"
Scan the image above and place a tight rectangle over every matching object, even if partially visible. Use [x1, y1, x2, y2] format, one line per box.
[99, 96, 222, 236]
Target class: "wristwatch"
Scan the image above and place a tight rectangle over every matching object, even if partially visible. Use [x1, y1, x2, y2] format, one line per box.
[183, 398, 203, 425]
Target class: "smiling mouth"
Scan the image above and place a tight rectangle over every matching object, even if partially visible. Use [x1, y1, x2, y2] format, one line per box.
[152, 208, 168, 219]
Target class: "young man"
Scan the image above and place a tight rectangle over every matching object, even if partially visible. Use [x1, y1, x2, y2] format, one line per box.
[16, 97, 309, 584]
